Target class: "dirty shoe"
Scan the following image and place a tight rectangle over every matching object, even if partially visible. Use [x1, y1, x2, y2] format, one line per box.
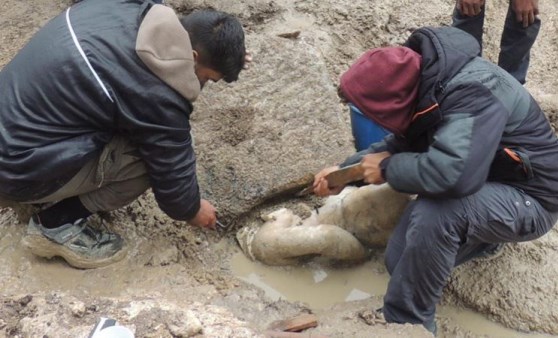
[21, 216, 126, 269]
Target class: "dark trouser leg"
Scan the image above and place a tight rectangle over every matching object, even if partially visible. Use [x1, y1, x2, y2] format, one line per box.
[385, 200, 414, 275]
[497, 0, 540, 84]
[383, 183, 558, 332]
[452, 2, 485, 55]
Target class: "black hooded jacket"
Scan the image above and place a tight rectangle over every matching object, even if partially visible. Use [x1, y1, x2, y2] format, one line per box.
[0, 0, 203, 220]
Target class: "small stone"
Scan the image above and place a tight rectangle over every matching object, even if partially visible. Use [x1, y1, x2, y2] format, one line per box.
[358, 309, 386, 326]
[18, 295, 33, 307]
[146, 246, 179, 266]
[167, 311, 202, 337]
[86, 304, 99, 313]
[69, 301, 86, 318]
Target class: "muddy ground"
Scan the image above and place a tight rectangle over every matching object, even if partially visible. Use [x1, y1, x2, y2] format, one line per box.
[1, 0, 557, 337]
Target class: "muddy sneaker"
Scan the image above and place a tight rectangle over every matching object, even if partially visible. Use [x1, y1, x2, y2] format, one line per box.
[480, 243, 504, 261]
[424, 319, 438, 336]
[476, 243, 505, 262]
[21, 215, 126, 269]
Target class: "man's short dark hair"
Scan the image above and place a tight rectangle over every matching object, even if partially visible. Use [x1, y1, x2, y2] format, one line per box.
[180, 10, 246, 83]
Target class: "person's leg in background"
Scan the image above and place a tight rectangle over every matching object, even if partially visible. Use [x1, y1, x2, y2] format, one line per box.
[497, 0, 541, 84]
[382, 183, 557, 334]
[21, 136, 150, 269]
[452, 0, 486, 56]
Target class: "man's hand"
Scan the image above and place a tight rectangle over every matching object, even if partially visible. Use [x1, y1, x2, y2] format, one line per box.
[512, 0, 539, 27]
[457, 0, 485, 16]
[361, 151, 391, 185]
[188, 199, 217, 229]
[313, 165, 345, 197]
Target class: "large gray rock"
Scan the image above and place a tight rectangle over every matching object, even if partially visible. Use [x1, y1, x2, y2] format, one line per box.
[446, 228, 558, 335]
[191, 33, 354, 221]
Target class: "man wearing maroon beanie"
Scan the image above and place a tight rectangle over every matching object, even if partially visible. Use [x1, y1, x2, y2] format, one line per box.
[312, 26, 558, 334]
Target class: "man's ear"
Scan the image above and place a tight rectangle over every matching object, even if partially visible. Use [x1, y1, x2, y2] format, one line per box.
[192, 50, 199, 62]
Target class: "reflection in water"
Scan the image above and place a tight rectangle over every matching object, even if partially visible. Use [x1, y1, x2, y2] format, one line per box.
[231, 252, 552, 338]
[231, 252, 388, 309]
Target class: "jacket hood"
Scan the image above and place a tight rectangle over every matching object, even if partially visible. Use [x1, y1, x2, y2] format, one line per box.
[404, 27, 480, 113]
[339, 47, 422, 135]
[136, 4, 200, 102]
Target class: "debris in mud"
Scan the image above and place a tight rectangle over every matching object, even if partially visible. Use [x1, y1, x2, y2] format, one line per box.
[358, 308, 386, 326]
[268, 313, 318, 332]
[277, 30, 301, 39]
[144, 245, 180, 266]
[0, 295, 36, 336]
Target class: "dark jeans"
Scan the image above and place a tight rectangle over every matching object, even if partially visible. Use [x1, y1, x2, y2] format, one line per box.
[452, 0, 541, 84]
[382, 183, 558, 332]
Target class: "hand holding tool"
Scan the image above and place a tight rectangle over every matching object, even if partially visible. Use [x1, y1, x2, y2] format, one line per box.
[296, 163, 365, 196]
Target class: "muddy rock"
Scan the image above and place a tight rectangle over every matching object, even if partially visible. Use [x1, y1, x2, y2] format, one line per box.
[446, 228, 558, 334]
[191, 32, 355, 223]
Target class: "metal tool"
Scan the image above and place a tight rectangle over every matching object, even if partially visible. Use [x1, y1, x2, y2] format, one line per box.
[296, 185, 314, 197]
[216, 220, 229, 231]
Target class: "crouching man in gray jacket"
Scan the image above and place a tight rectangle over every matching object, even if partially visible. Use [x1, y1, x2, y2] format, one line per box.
[0, 0, 249, 268]
[312, 26, 558, 334]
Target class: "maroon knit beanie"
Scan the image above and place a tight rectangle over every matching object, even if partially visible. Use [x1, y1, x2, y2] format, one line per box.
[340, 47, 422, 135]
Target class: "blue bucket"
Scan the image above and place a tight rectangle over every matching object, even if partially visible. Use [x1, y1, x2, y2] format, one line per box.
[349, 103, 390, 151]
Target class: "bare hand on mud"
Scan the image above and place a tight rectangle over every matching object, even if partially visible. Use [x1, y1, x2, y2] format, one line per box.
[189, 199, 217, 229]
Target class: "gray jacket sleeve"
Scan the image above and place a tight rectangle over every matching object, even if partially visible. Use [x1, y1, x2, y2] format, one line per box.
[340, 134, 410, 167]
[385, 84, 507, 197]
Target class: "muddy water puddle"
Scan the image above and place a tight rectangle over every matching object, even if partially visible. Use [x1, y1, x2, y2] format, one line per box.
[230, 252, 551, 338]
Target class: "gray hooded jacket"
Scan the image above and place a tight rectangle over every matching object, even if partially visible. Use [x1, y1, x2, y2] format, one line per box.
[342, 27, 558, 211]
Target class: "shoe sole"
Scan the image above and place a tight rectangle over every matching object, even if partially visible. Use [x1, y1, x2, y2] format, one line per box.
[21, 234, 127, 269]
